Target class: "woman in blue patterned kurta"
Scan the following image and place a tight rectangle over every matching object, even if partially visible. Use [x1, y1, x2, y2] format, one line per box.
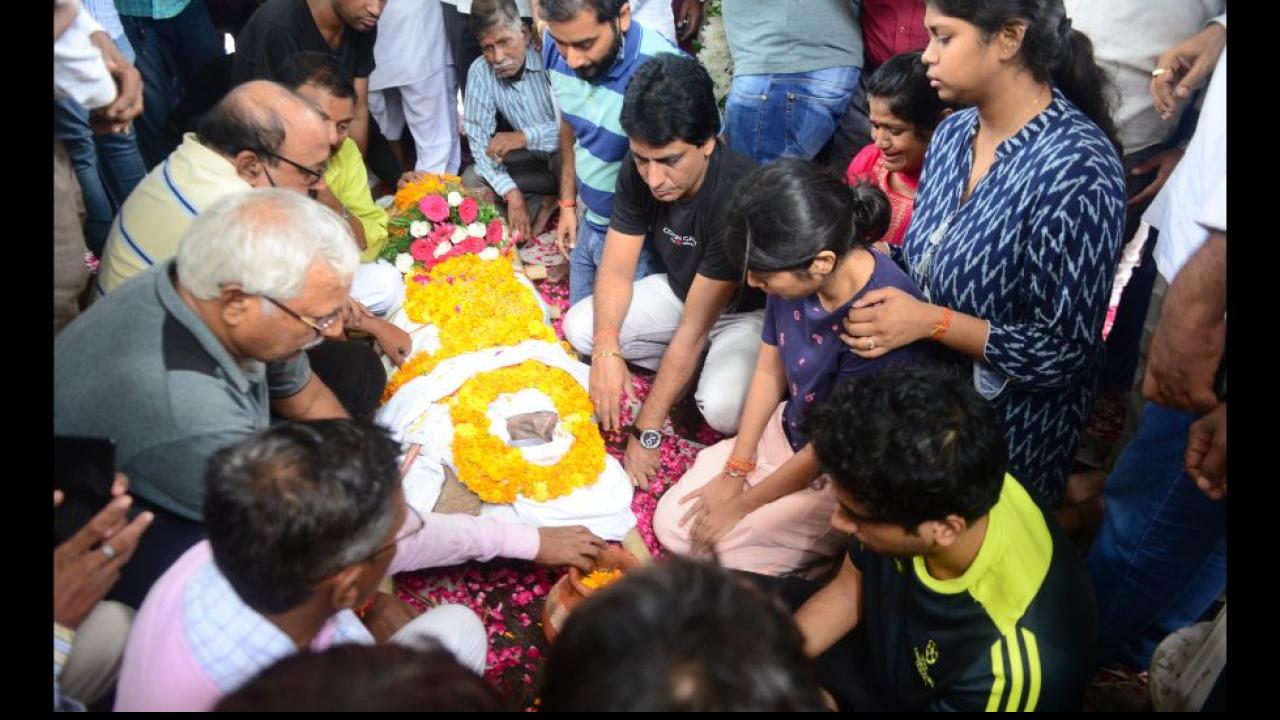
[840, 0, 1126, 505]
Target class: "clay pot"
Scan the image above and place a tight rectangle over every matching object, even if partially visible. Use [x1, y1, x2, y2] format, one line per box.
[567, 545, 640, 597]
[541, 545, 641, 644]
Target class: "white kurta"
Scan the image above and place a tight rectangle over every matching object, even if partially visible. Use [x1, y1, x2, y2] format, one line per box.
[369, 0, 461, 173]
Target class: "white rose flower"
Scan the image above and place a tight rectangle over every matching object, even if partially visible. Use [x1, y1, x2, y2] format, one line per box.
[467, 222, 486, 238]
[394, 253, 415, 274]
[447, 191, 464, 207]
[433, 240, 454, 258]
[409, 220, 431, 238]
[451, 226, 469, 244]
[478, 246, 500, 261]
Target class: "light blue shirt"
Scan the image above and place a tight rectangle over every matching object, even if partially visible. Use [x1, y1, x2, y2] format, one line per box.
[464, 46, 559, 197]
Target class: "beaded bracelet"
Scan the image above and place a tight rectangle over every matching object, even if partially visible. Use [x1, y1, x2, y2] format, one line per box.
[724, 456, 756, 475]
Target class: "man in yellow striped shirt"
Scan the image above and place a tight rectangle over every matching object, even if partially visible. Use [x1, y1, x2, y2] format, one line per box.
[791, 365, 1097, 711]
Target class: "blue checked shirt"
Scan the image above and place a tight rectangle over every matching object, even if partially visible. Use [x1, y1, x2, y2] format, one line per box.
[114, 0, 191, 20]
[463, 46, 559, 198]
[183, 555, 373, 693]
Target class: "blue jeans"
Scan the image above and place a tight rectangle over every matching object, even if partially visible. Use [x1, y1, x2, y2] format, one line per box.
[1087, 402, 1227, 669]
[121, 0, 224, 168]
[54, 32, 148, 257]
[723, 65, 862, 165]
[568, 220, 663, 306]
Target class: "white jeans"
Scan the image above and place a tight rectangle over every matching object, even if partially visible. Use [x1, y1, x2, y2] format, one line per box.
[369, 70, 461, 174]
[351, 260, 406, 317]
[563, 273, 763, 434]
[388, 603, 488, 674]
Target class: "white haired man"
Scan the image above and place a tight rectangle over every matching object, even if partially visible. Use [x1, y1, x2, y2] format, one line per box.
[55, 189, 358, 608]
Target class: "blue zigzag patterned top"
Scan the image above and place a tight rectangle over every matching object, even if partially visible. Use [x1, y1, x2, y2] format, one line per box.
[901, 88, 1126, 505]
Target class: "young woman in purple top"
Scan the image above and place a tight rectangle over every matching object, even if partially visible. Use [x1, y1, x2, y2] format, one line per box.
[653, 159, 936, 576]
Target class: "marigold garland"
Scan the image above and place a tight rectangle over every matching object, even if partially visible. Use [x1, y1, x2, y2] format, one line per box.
[449, 361, 605, 504]
[382, 254, 559, 403]
[393, 173, 463, 212]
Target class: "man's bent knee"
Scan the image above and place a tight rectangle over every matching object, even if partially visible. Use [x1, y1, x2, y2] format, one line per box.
[563, 297, 595, 357]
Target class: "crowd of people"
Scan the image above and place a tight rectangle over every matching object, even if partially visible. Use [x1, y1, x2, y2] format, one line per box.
[53, 0, 1227, 711]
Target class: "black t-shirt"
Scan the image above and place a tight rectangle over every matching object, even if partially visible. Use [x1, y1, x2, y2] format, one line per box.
[849, 475, 1098, 711]
[231, 0, 376, 86]
[610, 142, 765, 312]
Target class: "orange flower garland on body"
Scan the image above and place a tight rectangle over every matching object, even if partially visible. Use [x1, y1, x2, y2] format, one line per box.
[449, 360, 605, 504]
[382, 253, 559, 403]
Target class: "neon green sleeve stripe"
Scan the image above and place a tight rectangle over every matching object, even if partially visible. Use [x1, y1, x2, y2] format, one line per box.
[1020, 628, 1043, 712]
[1004, 631, 1025, 711]
[986, 639, 1006, 712]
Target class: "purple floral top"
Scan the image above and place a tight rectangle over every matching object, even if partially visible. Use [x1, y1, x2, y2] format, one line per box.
[763, 251, 934, 450]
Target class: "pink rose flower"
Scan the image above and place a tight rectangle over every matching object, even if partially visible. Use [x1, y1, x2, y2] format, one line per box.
[486, 219, 505, 245]
[419, 194, 450, 222]
[458, 197, 479, 224]
[410, 238, 434, 261]
[432, 222, 455, 241]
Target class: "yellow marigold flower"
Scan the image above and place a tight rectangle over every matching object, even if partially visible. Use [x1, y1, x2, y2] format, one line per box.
[448, 361, 605, 504]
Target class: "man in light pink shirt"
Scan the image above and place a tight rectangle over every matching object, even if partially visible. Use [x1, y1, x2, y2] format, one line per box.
[116, 419, 606, 711]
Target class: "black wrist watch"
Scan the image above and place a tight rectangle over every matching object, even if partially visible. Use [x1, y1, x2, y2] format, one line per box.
[625, 425, 662, 450]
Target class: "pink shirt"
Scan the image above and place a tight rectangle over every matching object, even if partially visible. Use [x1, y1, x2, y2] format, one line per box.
[115, 514, 538, 711]
[845, 144, 920, 247]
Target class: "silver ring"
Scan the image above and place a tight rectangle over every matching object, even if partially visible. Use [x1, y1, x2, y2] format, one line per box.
[100, 543, 117, 560]
[1151, 67, 1169, 78]
[867, 337, 876, 351]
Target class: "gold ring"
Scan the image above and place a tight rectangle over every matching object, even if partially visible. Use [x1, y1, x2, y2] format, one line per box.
[1151, 67, 1169, 78]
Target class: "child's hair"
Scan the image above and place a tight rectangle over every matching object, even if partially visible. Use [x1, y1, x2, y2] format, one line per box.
[866, 51, 957, 139]
[726, 158, 890, 274]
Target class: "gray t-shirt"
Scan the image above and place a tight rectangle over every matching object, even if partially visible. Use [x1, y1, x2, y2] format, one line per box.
[54, 260, 312, 521]
[722, 0, 864, 76]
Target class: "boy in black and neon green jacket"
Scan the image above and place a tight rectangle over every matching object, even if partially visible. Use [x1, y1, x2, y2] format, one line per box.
[794, 365, 1097, 711]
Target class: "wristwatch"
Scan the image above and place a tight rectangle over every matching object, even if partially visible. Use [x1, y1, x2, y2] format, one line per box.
[624, 425, 662, 450]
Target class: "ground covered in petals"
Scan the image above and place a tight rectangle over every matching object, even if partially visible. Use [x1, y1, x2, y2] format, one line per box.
[392, 274, 722, 709]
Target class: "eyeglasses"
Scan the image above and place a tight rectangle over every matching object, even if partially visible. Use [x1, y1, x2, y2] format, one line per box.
[257, 150, 327, 184]
[356, 503, 426, 566]
[310, 503, 426, 583]
[261, 295, 344, 334]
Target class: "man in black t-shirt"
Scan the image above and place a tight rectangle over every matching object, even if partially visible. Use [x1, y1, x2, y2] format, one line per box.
[562, 53, 764, 488]
[233, 0, 381, 164]
[785, 365, 1098, 711]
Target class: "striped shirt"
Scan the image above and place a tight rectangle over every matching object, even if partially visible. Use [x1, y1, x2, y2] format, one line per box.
[114, 0, 192, 20]
[54, 623, 84, 712]
[96, 133, 250, 295]
[543, 21, 680, 228]
[463, 46, 559, 198]
[82, 0, 127, 39]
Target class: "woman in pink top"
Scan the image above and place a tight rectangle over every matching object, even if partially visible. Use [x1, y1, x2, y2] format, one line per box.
[845, 51, 955, 246]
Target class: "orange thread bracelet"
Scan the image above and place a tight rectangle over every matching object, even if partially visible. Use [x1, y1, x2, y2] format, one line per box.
[930, 306, 953, 339]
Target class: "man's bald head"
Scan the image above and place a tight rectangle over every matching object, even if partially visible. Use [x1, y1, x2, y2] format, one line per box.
[197, 81, 332, 193]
